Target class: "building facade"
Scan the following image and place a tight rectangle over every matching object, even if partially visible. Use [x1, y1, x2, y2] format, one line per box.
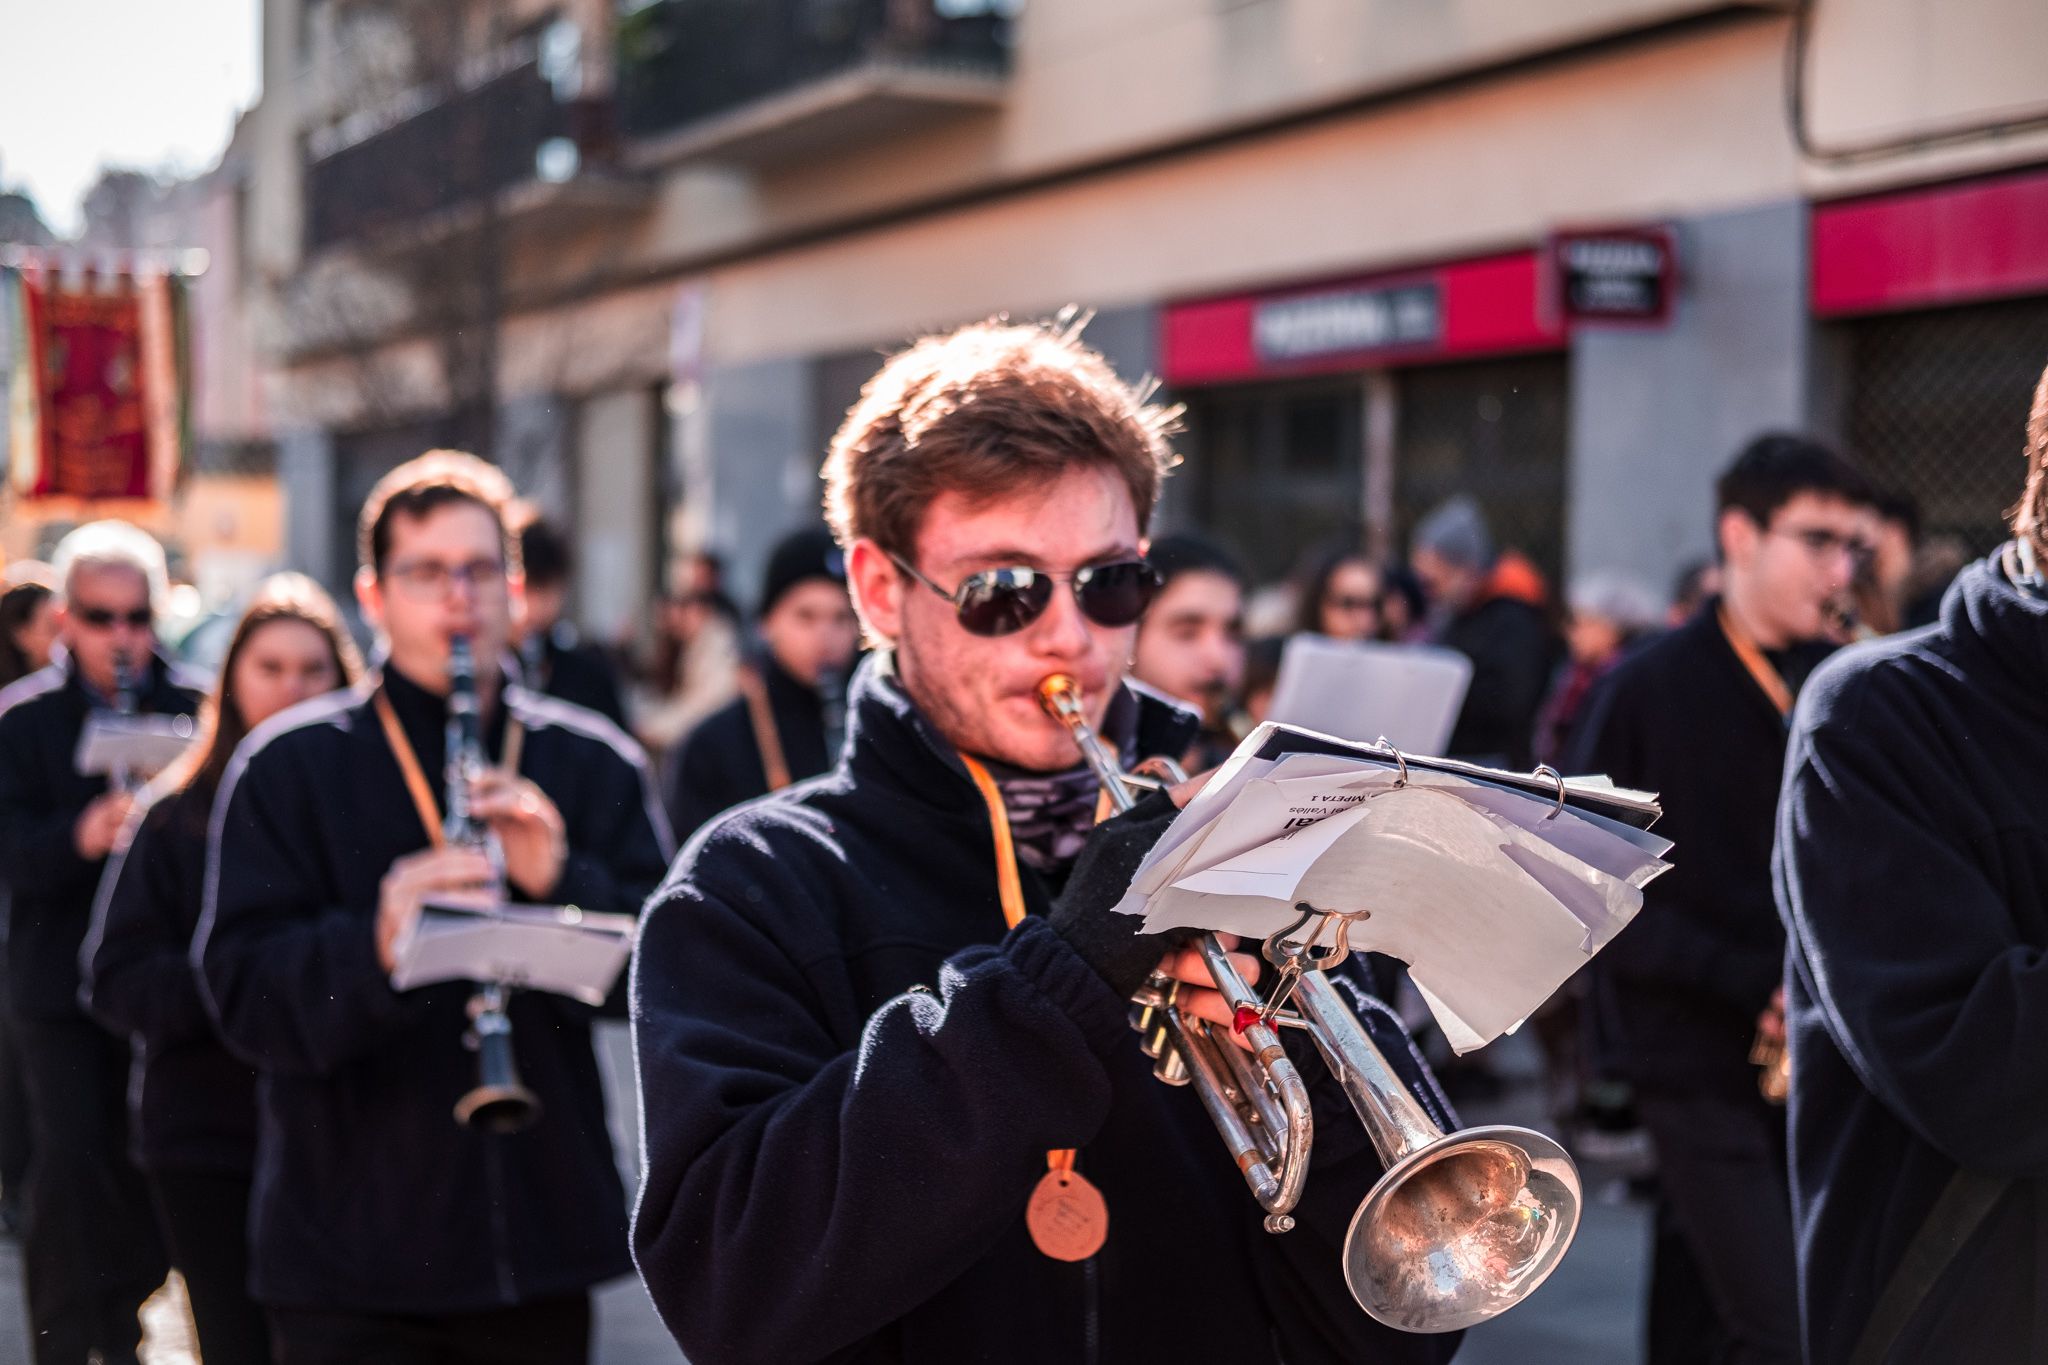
[255, 0, 2048, 619]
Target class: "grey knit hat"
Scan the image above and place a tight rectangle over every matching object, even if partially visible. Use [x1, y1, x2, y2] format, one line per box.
[1410, 496, 1495, 571]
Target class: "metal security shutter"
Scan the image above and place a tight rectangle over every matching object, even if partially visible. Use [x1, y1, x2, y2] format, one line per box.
[1840, 297, 2048, 554]
[1182, 378, 1366, 584]
[1395, 355, 1571, 589]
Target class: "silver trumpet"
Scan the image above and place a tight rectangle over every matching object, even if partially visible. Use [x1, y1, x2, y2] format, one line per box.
[445, 634, 542, 1134]
[1037, 674, 1582, 1333]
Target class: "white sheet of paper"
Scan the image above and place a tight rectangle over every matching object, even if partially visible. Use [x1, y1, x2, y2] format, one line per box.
[390, 902, 637, 1006]
[74, 713, 196, 778]
[1267, 637, 1473, 754]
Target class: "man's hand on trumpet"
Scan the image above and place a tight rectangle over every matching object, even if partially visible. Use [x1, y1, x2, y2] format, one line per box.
[1043, 766, 1267, 1038]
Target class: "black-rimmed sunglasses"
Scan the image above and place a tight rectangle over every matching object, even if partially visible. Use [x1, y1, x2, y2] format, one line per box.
[74, 605, 153, 630]
[889, 552, 1161, 637]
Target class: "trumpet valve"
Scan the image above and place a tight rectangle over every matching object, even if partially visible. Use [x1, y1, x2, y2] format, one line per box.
[1152, 1048, 1191, 1087]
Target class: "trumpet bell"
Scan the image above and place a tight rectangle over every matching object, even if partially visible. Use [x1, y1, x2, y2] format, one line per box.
[1343, 1129, 1581, 1342]
[1342, 1125, 1581, 1333]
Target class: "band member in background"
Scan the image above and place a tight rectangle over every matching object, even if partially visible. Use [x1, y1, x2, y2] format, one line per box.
[194, 452, 671, 1364]
[82, 574, 362, 1365]
[513, 512, 630, 730]
[1291, 540, 1384, 642]
[0, 567, 58, 1236]
[1774, 361, 2048, 1365]
[1569, 435, 1876, 1365]
[1129, 531, 1247, 768]
[1409, 495, 1556, 770]
[0, 521, 204, 1365]
[661, 526, 859, 841]
[631, 320, 1457, 1365]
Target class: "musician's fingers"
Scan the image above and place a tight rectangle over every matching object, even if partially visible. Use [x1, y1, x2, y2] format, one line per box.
[1155, 944, 1261, 991]
[400, 847, 495, 891]
[1166, 769, 1217, 809]
[1176, 987, 1257, 1051]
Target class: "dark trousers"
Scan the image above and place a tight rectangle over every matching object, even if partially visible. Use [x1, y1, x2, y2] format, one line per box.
[1635, 1088, 1800, 1365]
[268, 1293, 591, 1365]
[0, 954, 30, 1221]
[13, 1014, 167, 1365]
[150, 1168, 271, 1365]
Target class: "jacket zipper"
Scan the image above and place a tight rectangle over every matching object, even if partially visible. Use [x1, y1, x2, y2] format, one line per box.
[1083, 1255, 1100, 1365]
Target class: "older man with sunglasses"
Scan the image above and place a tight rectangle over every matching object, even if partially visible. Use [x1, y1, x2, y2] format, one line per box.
[0, 520, 203, 1365]
[630, 320, 1456, 1365]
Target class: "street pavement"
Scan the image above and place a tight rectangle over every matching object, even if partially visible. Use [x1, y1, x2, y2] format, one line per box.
[0, 1028, 1647, 1364]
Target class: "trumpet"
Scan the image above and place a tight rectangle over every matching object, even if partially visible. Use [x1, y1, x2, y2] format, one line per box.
[1038, 674, 1583, 1332]
[444, 634, 543, 1134]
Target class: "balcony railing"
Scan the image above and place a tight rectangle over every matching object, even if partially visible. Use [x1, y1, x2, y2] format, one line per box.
[305, 58, 577, 251]
[617, 0, 1013, 144]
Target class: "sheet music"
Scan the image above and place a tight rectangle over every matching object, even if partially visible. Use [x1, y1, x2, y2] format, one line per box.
[390, 900, 638, 1007]
[1112, 722, 1671, 1053]
[74, 713, 197, 779]
[1267, 636, 1473, 754]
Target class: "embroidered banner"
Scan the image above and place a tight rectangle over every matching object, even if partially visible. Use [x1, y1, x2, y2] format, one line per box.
[8, 267, 186, 504]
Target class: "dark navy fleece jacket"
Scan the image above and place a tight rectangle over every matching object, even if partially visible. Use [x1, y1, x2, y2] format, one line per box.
[630, 655, 1461, 1365]
[1775, 553, 2048, 1365]
[195, 666, 672, 1314]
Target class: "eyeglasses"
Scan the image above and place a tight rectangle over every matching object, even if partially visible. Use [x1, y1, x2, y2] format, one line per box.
[385, 557, 507, 601]
[1771, 526, 1875, 566]
[73, 605, 152, 630]
[889, 552, 1161, 637]
[1323, 594, 1381, 614]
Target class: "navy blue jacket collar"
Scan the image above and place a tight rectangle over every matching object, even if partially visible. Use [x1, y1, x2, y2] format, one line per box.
[1941, 548, 2048, 717]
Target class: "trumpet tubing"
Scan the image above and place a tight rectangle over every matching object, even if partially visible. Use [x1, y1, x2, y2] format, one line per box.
[1036, 672, 1584, 1332]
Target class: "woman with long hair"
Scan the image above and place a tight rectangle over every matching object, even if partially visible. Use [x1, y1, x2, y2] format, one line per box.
[0, 577, 58, 688]
[81, 574, 362, 1365]
[1291, 541, 1385, 642]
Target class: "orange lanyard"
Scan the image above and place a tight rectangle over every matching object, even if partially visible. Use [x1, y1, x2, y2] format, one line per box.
[738, 666, 793, 793]
[959, 753, 1083, 1187]
[370, 683, 524, 849]
[1717, 604, 1793, 720]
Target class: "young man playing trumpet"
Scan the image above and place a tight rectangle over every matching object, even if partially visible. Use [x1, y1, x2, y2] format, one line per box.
[631, 320, 1456, 1365]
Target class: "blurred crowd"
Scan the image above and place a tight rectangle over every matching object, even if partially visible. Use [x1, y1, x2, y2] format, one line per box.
[0, 418, 1990, 1365]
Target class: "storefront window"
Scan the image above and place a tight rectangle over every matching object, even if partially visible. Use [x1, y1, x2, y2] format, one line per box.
[1183, 378, 1364, 584]
[1395, 355, 1570, 589]
[1839, 297, 2048, 555]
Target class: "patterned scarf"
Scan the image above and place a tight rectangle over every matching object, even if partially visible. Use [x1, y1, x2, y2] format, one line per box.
[984, 687, 1141, 875]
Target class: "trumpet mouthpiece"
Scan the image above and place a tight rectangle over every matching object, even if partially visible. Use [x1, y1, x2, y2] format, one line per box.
[1037, 673, 1084, 721]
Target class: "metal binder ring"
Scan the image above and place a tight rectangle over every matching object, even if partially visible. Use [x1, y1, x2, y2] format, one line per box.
[1533, 764, 1567, 820]
[1373, 737, 1409, 788]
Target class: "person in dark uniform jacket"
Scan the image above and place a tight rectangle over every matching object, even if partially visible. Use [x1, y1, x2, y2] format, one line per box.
[1774, 363, 2048, 1365]
[662, 526, 859, 840]
[0, 521, 203, 1365]
[82, 573, 362, 1365]
[513, 513, 630, 730]
[194, 452, 672, 1365]
[1408, 496, 1557, 770]
[1569, 434, 1876, 1365]
[631, 320, 1460, 1365]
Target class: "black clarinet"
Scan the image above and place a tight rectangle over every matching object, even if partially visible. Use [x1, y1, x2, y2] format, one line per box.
[445, 635, 543, 1134]
[109, 646, 140, 792]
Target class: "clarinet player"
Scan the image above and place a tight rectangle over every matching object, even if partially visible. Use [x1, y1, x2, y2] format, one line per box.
[0, 521, 203, 1365]
[195, 451, 671, 1364]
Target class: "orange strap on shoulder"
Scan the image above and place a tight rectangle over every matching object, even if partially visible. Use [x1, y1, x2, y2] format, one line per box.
[373, 689, 447, 850]
[1717, 604, 1794, 719]
[959, 753, 1027, 930]
[959, 750, 1078, 1177]
[739, 666, 794, 793]
[370, 682, 526, 849]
